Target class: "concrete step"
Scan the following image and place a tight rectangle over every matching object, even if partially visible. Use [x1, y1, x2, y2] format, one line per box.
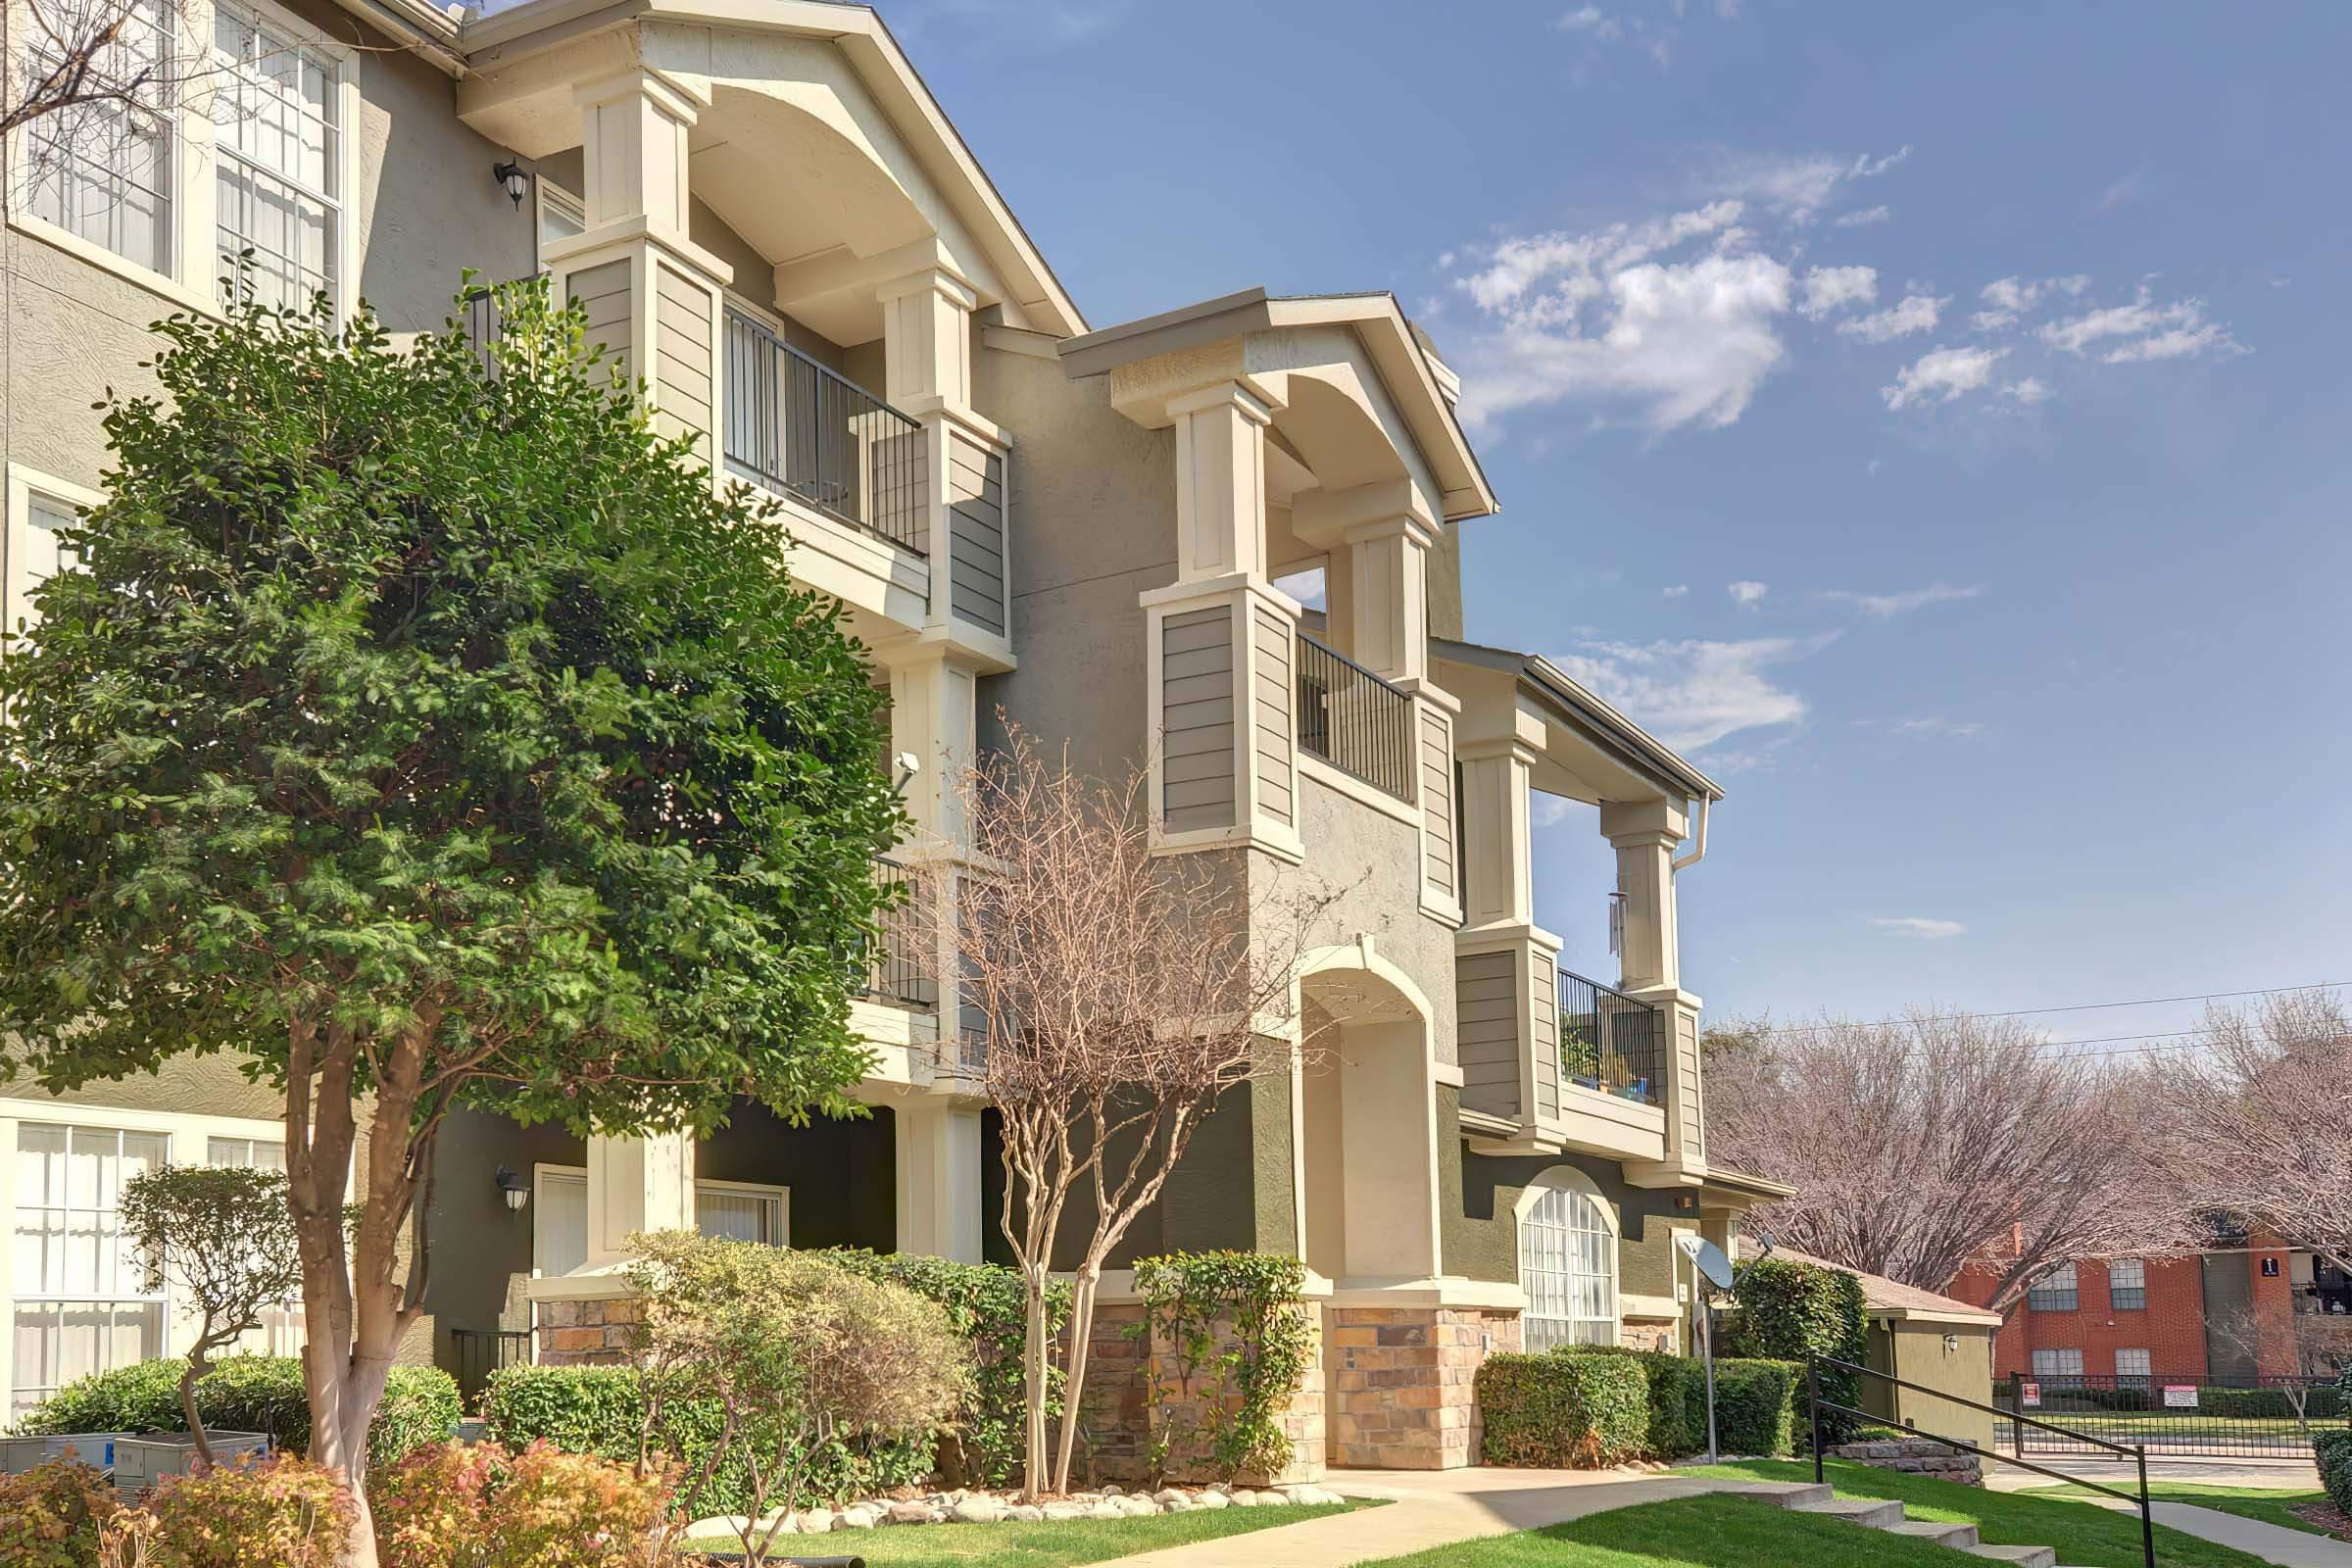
[1965, 1545, 2057, 1568]
[1790, 1496, 1908, 1530]
[1717, 1481, 1836, 1510]
[1882, 1519, 1982, 1550]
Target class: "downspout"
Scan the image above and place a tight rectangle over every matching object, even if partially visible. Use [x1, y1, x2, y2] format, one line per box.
[1672, 794, 1710, 872]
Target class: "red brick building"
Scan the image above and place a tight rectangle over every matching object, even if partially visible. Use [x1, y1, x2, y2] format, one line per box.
[1951, 1242, 2303, 1383]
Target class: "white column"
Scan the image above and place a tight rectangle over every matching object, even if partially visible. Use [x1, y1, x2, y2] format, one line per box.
[1599, 798, 1688, 995]
[877, 268, 977, 412]
[583, 1133, 696, 1269]
[573, 70, 698, 231]
[895, 1104, 984, 1263]
[1344, 516, 1434, 686]
[1457, 741, 1537, 933]
[1168, 381, 1274, 584]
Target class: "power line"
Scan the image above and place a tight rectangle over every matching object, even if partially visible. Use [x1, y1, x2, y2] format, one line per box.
[1744, 979, 2350, 1038]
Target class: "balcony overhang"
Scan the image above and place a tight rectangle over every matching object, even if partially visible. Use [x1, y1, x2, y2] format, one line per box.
[455, 0, 1085, 341]
[1438, 637, 1724, 808]
[1058, 288, 1498, 524]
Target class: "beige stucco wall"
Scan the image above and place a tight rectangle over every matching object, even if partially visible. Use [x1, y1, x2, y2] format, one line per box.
[1867, 1316, 1997, 1450]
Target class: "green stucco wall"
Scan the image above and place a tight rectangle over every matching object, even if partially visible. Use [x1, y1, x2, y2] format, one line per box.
[1868, 1317, 1997, 1450]
[420, 1109, 585, 1360]
[1446, 1099, 1688, 1297]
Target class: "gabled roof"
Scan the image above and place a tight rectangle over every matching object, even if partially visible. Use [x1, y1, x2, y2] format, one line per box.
[1436, 635, 1725, 804]
[1059, 287, 1497, 523]
[1739, 1241, 2006, 1327]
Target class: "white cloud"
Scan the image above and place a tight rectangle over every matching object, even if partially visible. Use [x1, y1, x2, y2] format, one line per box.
[1821, 582, 1984, 618]
[2003, 377, 2052, 405]
[1727, 580, 1770, 607]
[1547, 633, 1838, 752]
[2096, 170, 2148, 212]
[1970, 273, 2089, 331]
[1838, 292, 1945, 343]
[1883, 344, 2009, 411]
[1891, 716, 1984, 739]
[1556, 4, 1623, 36]
[1850, 146, 1911, 178]
[1833, 204, 1892, 229]
[1662, 583, 1690, 598]
[2039, 286, 2243, 362]
[1799, 265, 1879, 318]
[1532, 794, 1576, 828]
[1869, 915, 1968, 940]
[1714, 146, 1903, 223]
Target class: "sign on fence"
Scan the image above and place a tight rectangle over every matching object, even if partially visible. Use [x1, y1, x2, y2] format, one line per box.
[2021, 1381, 2040, 1407]
[2163, 1385, 2200, 1408]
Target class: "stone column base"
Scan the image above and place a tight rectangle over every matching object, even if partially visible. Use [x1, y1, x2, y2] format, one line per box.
[533, 1297, 640, 1366]
[1072, 1301, 1327, 1487]
[1325, 1305, 1520, 1470]
[1829, 1439, 1983, 1486]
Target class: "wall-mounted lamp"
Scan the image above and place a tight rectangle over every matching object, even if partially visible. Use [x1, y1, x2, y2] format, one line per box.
[1943, 1333, 1960, 1354]
[494, 1165, 530, 1212]
[492, 160, 531, 209]
[893, 751, 922, 791]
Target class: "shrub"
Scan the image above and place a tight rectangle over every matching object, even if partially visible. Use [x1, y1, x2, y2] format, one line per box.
[0, 1459, 121, 1568]
[2201, 1385, 2345, 1421]
[808, 1248, 1069, 1487]
[1718, 1258, 1868, 1440]
[2316, 1430, 2352, 1514]
[142, 1452, 353, 1568]
[1712, 1357, 1803, 1456]
[1552, 1347, 1709, 1458]
[19, 1354, 459, 1471]
[373, 1441, 504, 1568]
[1475, 1350, 1649, 1468]
[1132, 1250, 1316, 1484]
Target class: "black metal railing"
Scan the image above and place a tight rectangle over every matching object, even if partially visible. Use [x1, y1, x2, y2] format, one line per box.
[1295, 633, 1415, 802]
[858, 856, 937, 1009]
[1997, 1370, 2343, 1456]
[461, 278, 535, 375]
[1556, 968, 1662, 1105]
[723, 309, 926, 552]
[449, 1327, 532, 1411]
[1808, 1354, 2154, 1568]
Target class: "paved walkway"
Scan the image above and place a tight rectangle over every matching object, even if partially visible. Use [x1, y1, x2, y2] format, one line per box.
[1106, 1467, 1724, 1568]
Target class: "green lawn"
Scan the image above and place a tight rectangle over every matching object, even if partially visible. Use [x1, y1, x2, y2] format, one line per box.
[1682, 1459, 2278, 1568]
[2025, 1480, 2336, 1539]
[1356, 1494, 1977, 1567]
[680, 1499, 1366, 1565]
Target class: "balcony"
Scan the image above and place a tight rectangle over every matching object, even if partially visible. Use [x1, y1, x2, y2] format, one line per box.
[858, 856, 937, 1010]
[721, 309, 927, 555]
[1556, 968, 1661, 1107]
[1296, 632, 1415, 803]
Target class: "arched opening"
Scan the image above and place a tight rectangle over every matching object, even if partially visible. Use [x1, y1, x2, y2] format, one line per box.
[1296, 947, 1441, 1285]
[1515, 1165, 1621, 1350]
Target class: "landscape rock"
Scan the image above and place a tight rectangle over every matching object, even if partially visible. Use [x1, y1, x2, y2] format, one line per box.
[887, 1502, 938, 1526]
[1195, 1490, 1229, 1510]
[951, 1499, 1004, 1525]
[833, 1507, 876, 1530]
[1006, 1504, 1046, 1523]
[1042, 1501, 1090, 1521]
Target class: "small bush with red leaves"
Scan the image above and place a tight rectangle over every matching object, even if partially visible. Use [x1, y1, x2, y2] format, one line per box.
[0, 1459, 121, 1568]
[369, 1440, 678, 1568]
[142, 1452, 353, 1568]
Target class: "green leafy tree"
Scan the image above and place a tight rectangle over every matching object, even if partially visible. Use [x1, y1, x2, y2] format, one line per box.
[122, 1164, 306, 1466]
[0, 280, 900, 1558]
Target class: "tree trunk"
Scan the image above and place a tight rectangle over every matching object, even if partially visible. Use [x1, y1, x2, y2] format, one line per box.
[177, 1339, 216, 1469]
[1053, 1264, 1101, 1496]
[1022, 1270, 1051, 1501]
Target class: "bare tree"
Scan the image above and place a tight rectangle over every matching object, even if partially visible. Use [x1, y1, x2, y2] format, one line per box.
[1706, 1007, 2197, 1311]
[2207, 1305, 2352, 1433]
[2155, 990, 2352, 1280]
[930, 725, 1343, 1499]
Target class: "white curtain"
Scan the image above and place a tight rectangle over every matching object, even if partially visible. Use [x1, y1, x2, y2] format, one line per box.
[535, 1172, 588, 1277]
[696, 1187, 783, 1248]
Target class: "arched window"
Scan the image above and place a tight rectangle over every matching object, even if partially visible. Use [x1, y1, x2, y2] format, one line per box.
[1516, 1167, 1619, 1350]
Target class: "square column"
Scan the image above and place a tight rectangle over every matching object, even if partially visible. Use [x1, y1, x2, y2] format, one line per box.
[877, 268, 977, 412]
[1140, 576, 1303, 860]
[894, 1103, 983, 1263]
[1343, 516, 1436, 687]
[1598, 798, 1687, 995]
[882, 642, 978, 851]
[583, 1132, 696, 1269]
[1169, 381, 1275, 584]
[1457, 741, 1537, 933]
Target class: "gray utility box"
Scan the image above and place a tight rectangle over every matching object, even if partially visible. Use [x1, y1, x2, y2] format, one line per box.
[111, 1431, 271, 1497]
[0, 1432, 138, 1474]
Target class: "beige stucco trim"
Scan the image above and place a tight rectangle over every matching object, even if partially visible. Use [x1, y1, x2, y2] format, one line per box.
[1298, 753, 1420, 829]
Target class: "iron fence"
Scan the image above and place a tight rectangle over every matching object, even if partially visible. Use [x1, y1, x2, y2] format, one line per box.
[723, 309, 927, 552]
[1295, 632, 1415, 802]
[1995, 1370, 2342, 1457]
[858, 856, 937, 1009]
[449, 1327, 532, 1412]
[1556, 968, 1662, 1105]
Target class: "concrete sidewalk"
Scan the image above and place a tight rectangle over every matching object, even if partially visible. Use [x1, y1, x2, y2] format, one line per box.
[1104, 1467, 1720, 1568]
[2007, 1488, 2352, 1568]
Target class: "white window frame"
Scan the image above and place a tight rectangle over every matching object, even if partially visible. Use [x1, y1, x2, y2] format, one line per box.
[2030, 1347, 2084, 1379]
[2113, 1347, 2152, 1381]
[535, 178, 585, 272]
[3, 0, 358, 322]
[694, 1178, 789, 1250]
[4, 466, 102, 642]
[0, 1096, 292, 1416]
[531, 1162, 588, 1279]
[1514, 1165, 1619, 1352]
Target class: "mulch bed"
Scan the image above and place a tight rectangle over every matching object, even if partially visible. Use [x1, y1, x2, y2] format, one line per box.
[2287, 1498, 2352, 1542]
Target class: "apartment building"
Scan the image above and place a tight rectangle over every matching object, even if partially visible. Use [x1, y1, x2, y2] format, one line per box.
[0, 0, 1788, 1472]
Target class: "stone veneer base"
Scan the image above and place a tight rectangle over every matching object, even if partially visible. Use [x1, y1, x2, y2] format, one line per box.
[1324, 1306, 1521, 1471]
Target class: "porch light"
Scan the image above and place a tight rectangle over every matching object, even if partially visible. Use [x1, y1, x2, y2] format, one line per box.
[494, 1165, 530, 1212]
[492, 160, 531, 209]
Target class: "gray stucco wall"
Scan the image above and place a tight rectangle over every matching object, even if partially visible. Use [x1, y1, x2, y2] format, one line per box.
[1447, 1100, 1687, 1297]
[698, 1101, 896, 1251]
[421, 1109, 585, 1363]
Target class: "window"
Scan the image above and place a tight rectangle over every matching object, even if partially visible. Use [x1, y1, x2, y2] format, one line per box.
[2114, 1347, 2151, 1384]
[202, 1137, 299, 1350]
[537, 181, 585, 270]
[1516, 1169, 1618, 1351]
[533, 1167, 588, 1279]
[696, 1181, 787, 1249]
[211, 3, 344, 312]
[205, 1137, 285, 1171]
[20, 0, 176, 276]
[5, 469, 97, 642]
[11, 1124, 170, 1415]
[2028, 1263, 2079, 1313]
[2108, 1257, 2146, 1311]
[2031, 1347, 2084, 1380]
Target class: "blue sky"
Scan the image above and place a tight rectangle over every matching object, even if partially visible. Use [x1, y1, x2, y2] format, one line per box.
[884, 0, 2352, 1049]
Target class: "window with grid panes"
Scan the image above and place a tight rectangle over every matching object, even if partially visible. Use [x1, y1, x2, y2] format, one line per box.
[1518, 1180, 1618, 1350]
[21, 0, 176, 275]
[2107, 1257, 2146, 1310]
[10, 1124, 170, 1415]
[2028, 1262, 2079, 1313]
[211, 3, 342, 311]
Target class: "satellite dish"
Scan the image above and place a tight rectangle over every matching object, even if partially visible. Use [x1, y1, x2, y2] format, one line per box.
[1676, 1233, 1737, 1292]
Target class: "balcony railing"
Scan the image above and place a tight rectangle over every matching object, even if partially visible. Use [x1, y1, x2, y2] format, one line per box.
[1557, 968, 1661, 1105]
[858, 856, 937, 1010]
[1296, 632, 1415, 802]
[723, 309, 927, 553]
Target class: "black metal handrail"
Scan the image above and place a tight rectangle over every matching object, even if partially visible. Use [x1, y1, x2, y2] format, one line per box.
[858, 856, 937, 1009]
[722, 309, 926, 553]
[450, 1327, 532, 1412]
[1805, 1353, 2154, 1568]
[1556, 968, 1662, 1105]
[1295, 632, 1415, 802]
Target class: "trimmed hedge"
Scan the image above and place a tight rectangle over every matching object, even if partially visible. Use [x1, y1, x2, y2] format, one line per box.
[1718, 1258, 1869, 1441]
[1491, 1348, 1802, 1462]
[18, 1354, 458, 1472]
[480, 1363, 930, 1518]
[806, 1248, 1068, 1488]
[1475, 1350, 1649, 1468]
[1552, 1347, 1707, 1458]
[1712, 1357, 1803, 1457]
[2316, 1429, 2352, 1514]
